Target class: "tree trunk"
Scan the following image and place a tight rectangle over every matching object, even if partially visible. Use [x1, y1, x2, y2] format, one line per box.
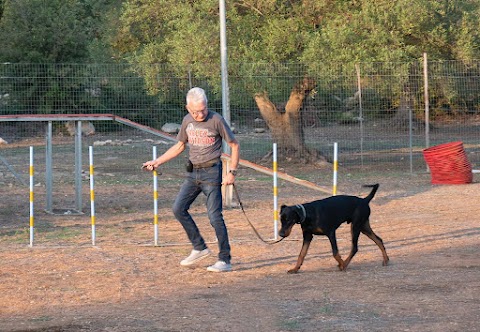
[254, 77, 329, 166]
[391, 83, 425, 131]
[390, 66, 426, 131]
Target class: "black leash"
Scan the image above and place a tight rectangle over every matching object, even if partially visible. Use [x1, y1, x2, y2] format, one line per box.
[142, 165, 284, 245]
[232, 184, 284, 245]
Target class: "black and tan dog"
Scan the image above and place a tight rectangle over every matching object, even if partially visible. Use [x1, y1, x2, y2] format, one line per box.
[279, 184, 389, 273]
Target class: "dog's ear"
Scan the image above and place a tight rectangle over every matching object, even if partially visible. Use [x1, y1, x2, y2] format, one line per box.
[280, 205, 286, 212]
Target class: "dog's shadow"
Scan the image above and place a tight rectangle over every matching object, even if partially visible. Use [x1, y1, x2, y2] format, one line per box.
[233, 252, 386, 273]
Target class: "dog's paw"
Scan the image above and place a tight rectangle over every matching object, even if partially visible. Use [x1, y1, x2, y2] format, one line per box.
[287, 268, 299, 274]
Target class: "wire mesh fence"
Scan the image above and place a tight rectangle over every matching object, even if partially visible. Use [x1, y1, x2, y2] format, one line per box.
[1, 59, 480, 181]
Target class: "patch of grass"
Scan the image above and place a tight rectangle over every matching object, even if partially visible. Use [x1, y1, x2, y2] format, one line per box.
[39, 226, 85, 241]
[98, 178, 152, 186]
[319, 290, 333, 314]
[0, 228, 30, 244]
[237, 138, 272, 160]
[279, 318, 302, 331]
[245, 175, 273, 182]
[1, 219, 91, 244]
[29, 315, 53, 322]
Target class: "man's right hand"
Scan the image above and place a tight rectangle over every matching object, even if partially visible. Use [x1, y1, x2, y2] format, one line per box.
[142, 162, 156, 171]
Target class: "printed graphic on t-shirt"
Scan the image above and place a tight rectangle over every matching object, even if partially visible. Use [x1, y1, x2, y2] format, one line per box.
[186, 123, 215, 147]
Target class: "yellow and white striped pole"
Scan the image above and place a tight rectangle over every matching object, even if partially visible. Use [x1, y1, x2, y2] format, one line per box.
[153, 146, 159, 246]
[29, 146, 34, 247]
[89, 146, 96, 246]
[333, 142, 338, 196]
[273, 143, 278, 240]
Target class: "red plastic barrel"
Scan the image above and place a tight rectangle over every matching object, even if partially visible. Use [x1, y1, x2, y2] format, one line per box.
[423, 141, 472, 184]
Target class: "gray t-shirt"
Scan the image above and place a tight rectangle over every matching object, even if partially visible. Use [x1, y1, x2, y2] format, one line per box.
[177, 110, 236, 164]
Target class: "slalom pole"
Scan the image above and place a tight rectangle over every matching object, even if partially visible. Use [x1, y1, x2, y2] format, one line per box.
[333, 142, 338, 196]
[153, 146, 159, 246]
[89, 146, 96, 246]
[273, 143, 278, 240]
[29, 146, 34, 247]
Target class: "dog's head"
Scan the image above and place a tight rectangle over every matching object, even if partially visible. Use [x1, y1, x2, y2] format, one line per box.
[279, 204, 304, 238]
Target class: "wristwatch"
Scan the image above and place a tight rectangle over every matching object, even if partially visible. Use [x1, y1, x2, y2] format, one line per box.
[229, 169, 238, 176]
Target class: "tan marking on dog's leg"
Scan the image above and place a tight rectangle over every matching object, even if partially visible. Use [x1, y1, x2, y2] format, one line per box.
[361, 222, 389, 266]
[288, 241, 311, 273]
[342, 254, 354, 270]
[334, 253, 345, 271]
[363, 232, 389, 266]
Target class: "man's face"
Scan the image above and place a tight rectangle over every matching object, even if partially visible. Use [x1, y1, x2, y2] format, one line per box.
[186, 101, 208, 122]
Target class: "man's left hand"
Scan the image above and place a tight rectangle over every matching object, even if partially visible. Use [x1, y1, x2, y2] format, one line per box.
[223, 172, 236, 185]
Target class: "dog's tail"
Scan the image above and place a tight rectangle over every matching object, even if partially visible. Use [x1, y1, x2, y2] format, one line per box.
[362, 183, 379, 202]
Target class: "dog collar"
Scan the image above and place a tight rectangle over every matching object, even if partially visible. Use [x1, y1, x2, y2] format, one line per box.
[295, 204, 307, 224]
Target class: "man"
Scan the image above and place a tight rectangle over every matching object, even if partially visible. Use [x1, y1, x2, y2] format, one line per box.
[143, 87, 239, 272]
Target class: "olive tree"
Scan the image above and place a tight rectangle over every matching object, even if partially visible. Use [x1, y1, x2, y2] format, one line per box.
[112, 0, 480, 164]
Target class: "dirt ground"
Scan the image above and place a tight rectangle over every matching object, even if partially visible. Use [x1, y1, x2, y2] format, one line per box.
[0, 169, 479, 332]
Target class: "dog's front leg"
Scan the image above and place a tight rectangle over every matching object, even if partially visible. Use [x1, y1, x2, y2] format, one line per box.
[288, 233, 313, 273]
[288, 240, 311, 273]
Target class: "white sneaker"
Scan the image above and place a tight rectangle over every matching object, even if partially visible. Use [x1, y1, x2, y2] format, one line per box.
[207, 260, 232, 272]
[180, 248, 211, 266]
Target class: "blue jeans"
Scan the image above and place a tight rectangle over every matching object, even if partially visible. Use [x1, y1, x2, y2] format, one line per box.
[172, 162, 231, 264]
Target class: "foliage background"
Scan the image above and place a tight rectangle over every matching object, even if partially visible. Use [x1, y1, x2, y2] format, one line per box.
[2, 0, 480, 110]
[1, 0, 480, 173]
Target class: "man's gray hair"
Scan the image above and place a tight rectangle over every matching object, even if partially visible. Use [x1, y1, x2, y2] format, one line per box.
[186, 87, 208, 105]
